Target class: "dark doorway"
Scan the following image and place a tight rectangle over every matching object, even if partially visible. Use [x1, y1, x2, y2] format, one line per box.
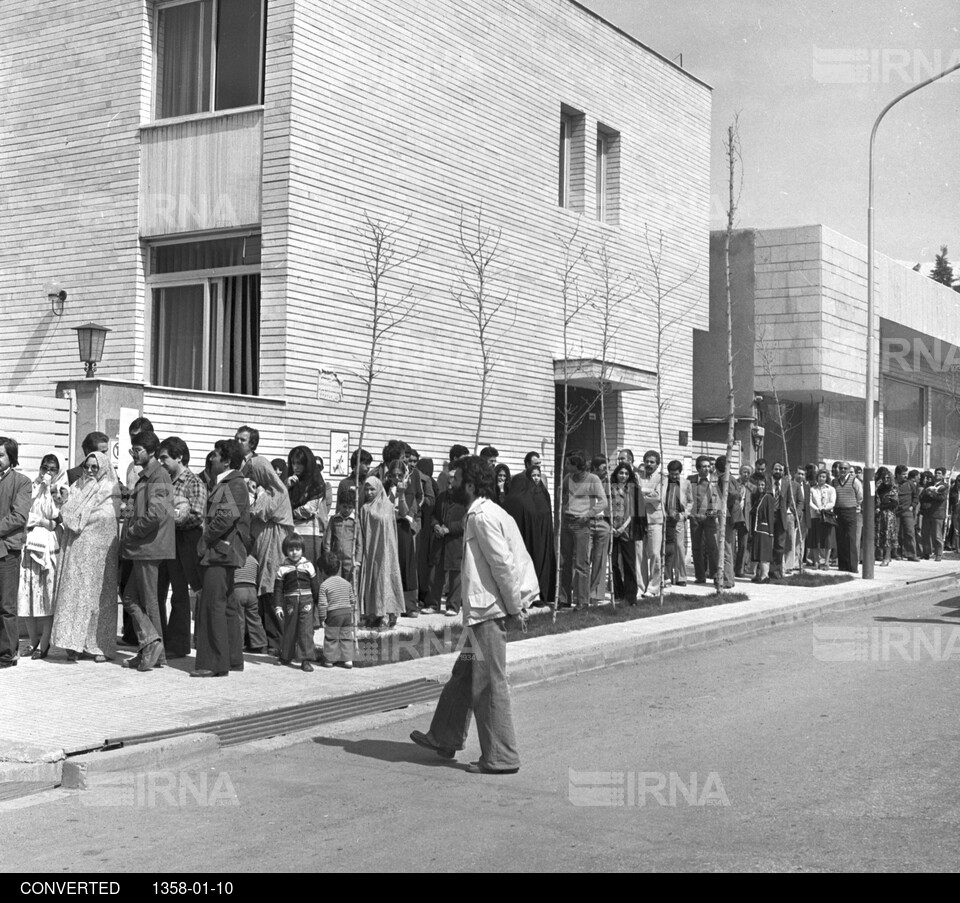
[555, 385, 602, 476]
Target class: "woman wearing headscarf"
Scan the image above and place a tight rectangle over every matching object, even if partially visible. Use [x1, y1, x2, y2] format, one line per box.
[18, 454, 66, 659]
[875, 466, 899, 567]
[749, 476, 775, 584]
[359, 475, 405, 629]
[50, 451, 121, 661]
[504, 463, 556, 605]
[286, 445, 328, 565]
[246, 454, 295, 654]
[494, 464, 512, 508]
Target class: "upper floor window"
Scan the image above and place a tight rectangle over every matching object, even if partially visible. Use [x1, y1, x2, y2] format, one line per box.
[155, 0, 265, 120]
[596, 124, 620, 225]
[558, 106, 585, 211]
[148, 234, 261, 395]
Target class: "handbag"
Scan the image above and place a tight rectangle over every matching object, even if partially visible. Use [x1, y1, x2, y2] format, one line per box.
[821, 510, 838, 526]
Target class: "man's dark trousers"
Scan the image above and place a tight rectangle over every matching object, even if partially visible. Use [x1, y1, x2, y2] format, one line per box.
[898, 510, 918, 559]
[157, 528, 202, 657]
[835, 507, 859, 572]
[0, 552, 21, 663]
[196, 565, 243, 672]
[690, 517, 719, 582]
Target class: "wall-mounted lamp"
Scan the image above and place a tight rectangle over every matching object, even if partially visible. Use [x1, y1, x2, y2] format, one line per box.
[48, 289, 67, 317]
[71, 322, 111, 378]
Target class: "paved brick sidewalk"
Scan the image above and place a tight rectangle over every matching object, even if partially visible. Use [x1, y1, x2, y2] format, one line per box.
[0, 557, 957, 763]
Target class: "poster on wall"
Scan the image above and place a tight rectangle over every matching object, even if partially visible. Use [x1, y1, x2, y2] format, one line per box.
[330, 431, 350, 477]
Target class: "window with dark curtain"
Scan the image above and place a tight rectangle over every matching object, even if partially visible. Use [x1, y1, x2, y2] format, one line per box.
[220, 274, 260, 395]
[930, 389, 958, 470]
[152, 285, 205, 390]
[156, 0, 213, 119]
[215, 0, 264, 110]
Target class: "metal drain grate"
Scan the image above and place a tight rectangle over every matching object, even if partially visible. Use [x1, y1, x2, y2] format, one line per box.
[103, 678, 443, 750]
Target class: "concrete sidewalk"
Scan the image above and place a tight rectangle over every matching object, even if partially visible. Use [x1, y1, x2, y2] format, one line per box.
[1, 557, 958, 777]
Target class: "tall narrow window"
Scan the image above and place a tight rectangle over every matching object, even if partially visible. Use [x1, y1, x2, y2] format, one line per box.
[596, 124, 621, 225]
[558, 106, 585, 211]
[596, 132, 608, 221]
[559, 114, 573, 207]
[155, 0, 265, 120]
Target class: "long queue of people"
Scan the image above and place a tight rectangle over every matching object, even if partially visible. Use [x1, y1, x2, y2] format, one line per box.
[0, 425, 559, 675]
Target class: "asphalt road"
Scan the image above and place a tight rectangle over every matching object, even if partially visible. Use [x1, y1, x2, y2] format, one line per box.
[4, 583, 960, 873]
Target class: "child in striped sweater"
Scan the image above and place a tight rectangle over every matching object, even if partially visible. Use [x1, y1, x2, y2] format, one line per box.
[274, 534, 319, 672]
[317, 551, 357, 669]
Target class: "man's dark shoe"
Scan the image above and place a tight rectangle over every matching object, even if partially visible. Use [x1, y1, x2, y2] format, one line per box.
[191, 670, 228, 678]
[675, 581, 687, 587]
[121, 654, 142, 670]
[0, 660, 17, 669]
[465, 762, 519, 775]
[410, 730, 456, 760]
[695, 579, 707, 584]
[136, 639, 163, 672]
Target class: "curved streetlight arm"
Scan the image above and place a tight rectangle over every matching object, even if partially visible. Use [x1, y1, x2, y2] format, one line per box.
[863, 60, 960, 580]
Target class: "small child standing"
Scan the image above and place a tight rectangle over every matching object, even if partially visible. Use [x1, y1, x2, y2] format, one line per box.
[235, 551, 268, 653]
[274, 534, 318, 672]
[316, 551, 357, 669]
[322, 488, 359, 585]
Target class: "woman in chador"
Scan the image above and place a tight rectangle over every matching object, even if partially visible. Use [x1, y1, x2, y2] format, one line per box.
[504, 464, 556, 605]
[359, 476, 405, 630]
[51, 451, 121, 662]
[749, 476, 774, 585]
[18, 454, 66, 659]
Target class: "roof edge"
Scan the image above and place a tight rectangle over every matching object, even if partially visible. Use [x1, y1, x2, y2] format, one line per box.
[569, 0, 713, 91]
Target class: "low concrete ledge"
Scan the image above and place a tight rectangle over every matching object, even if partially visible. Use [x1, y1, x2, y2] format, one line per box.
[62, 732, 220, 790]
[508, 572, 959, 689]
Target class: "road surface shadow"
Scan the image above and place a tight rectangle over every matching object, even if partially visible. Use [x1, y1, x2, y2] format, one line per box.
[312, 735, 459, 768]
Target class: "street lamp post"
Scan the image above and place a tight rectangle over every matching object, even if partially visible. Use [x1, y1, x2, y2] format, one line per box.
[864, 59, 960, 580]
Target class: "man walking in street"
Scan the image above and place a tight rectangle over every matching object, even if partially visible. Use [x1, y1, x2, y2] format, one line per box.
[120, 430, 175, 672]
[0, 438, 32, 668]
[410, 455, 538, 774]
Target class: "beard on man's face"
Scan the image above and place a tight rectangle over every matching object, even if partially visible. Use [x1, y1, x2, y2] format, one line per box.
[450, 484, 470, 506]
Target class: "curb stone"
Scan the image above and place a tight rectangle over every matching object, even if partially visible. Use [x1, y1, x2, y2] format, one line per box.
[61, 732, 220, 790]
[507, 572, 960, 689]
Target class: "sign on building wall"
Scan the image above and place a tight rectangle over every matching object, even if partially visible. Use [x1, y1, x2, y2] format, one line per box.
[317, 369, 343, 403]
[330, 431, 350, 477]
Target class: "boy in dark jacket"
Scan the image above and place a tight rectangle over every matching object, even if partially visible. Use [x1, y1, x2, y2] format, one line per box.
[274, 534, 319, 672]
[120, 430, 175, 673]
[193, 438, 251, 678]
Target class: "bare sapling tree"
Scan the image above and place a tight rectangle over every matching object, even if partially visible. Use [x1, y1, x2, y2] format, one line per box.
[755, 322, 802, 576]
[553, 224, 592, 622]
[588, 238, 641, 610]
[642, 227, 699, 606]
[342, 212, 426, 622]
[716, 115, 743, 594]
[454, 205, 517, 452]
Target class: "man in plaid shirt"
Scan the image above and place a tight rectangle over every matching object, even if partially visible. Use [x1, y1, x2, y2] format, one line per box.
[157, 437, 208, 658]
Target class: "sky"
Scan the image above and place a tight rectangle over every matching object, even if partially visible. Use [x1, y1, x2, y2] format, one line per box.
[583, 0, 960, 266]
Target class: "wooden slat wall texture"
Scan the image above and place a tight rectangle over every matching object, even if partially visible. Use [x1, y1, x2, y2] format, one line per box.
[0, 393, 71, 477]
[2, 0, 712, 482]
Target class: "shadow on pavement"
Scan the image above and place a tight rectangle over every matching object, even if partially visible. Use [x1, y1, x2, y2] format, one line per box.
[312, 735, 458, 768]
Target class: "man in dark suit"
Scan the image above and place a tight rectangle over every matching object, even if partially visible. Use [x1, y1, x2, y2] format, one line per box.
[0, 437, 32, 667]
[769, 462, 796, 580]
[193, 439, 251, 678]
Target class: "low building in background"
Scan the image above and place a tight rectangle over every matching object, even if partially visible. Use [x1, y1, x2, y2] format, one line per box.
[695, 224, 960, 472]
